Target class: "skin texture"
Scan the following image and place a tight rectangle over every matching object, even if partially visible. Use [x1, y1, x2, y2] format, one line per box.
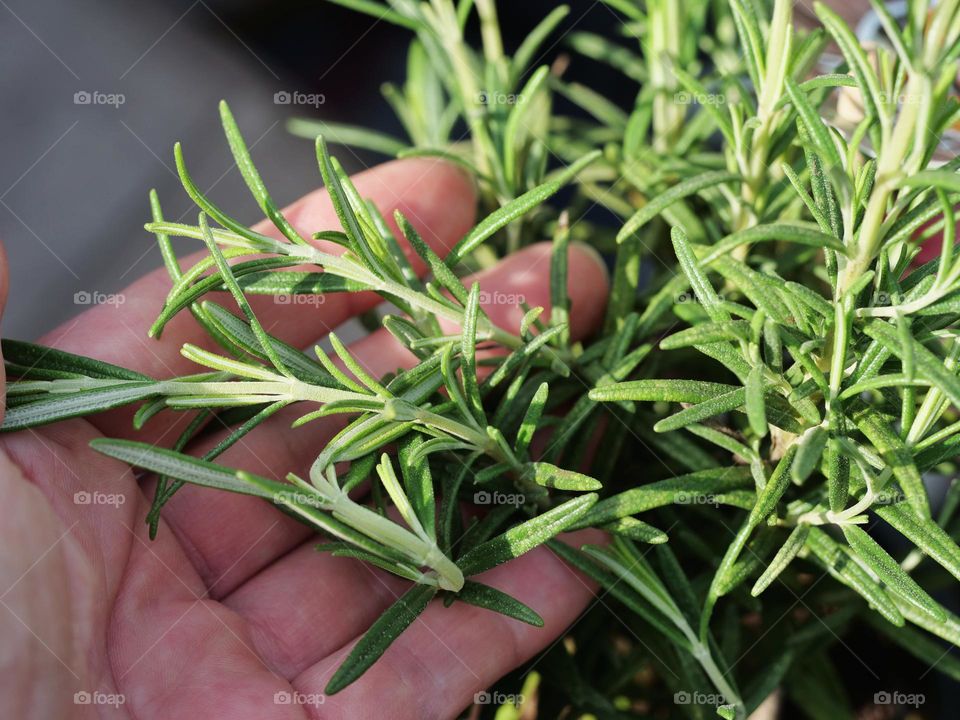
[0, 158, 610, 720]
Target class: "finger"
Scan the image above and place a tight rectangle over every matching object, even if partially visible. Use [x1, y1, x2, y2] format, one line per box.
[184, 243, 607, 680]
[294, 530, 604, 719]
[39, 158, 476, 442]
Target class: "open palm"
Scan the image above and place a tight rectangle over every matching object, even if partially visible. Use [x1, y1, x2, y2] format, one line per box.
[0, 158, 608, 720]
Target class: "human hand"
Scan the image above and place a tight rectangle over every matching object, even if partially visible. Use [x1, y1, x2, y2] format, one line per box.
[0, 158, 609, 719]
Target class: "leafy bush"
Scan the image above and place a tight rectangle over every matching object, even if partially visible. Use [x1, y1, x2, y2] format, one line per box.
[7, 0, 960, 716]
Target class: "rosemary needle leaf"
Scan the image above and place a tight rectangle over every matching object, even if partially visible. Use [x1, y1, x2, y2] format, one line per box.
[446, 150, 602, 266]
[751, 524, 810, 596]
[325, 584, 437, 695]
[452, 580, 544, 627]
[2, 339, 149, 382]
[841, 525, 947, 621]
[456, 493, 598, 576]
[617, 172, 739, 244]
[2, 382, 160, 431]
[90, 438, 290, 498]
[806, 527, 904, 626]
[527, 462, 602, 491]
[219, 101, 309, 247]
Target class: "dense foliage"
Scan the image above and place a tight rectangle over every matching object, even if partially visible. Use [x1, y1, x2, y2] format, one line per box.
[7, 0, 960, 716]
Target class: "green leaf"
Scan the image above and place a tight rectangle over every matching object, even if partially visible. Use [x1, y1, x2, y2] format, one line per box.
[876, 503, 960, 582]
[219, 101, 308, 246]
[699, 222, 846, 264]
[784, 78, 842, 170]
[751, 524, 810, 596]
[815, 3, 884, 129]
[90, 438, 289, 499]
[603, 517, 668, 544]
[457, 493, 598, 576]
[654, 387, 747, 432]
[197, 213, 292, 376]
[515, 382, 548, 458]
[324, 0, 418, 29]
[287, 118, 407, 156]
[841, 524, 946, 620]
[749, 445, 798, 527]
[659, 321, 751, 350]
[460, 282, 485, 424]
[901, 169, 960, 193]
[527, 462, 602, 491]
[446, 151, 601, 265]
[671, 225, 728, 323]
[453, 580, 544, 626]
[792, 426, 828, 483]
[3, 381, 160, 431]
[398, 435, 436, 540]
[864, 320, 960, 409]
[395, 211, 469, 306]
[805, 526, 904, 626]
[325, 584, 437, 694]
[573, 466, 754, 527]
[617, 172, 738, 244]
[590, 379, 737, 403]
[852, 406, 929, 517]
[3, 339, 149, 382]
[511, 5, 570, 83]
[745, 365, 768, 438]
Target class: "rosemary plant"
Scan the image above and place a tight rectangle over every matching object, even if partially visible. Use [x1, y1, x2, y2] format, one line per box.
[8, 0, 960, 717]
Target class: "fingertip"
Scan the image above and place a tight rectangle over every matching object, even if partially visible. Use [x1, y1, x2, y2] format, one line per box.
[378, 157, 478, 256]
[566, 242, 609, 339]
